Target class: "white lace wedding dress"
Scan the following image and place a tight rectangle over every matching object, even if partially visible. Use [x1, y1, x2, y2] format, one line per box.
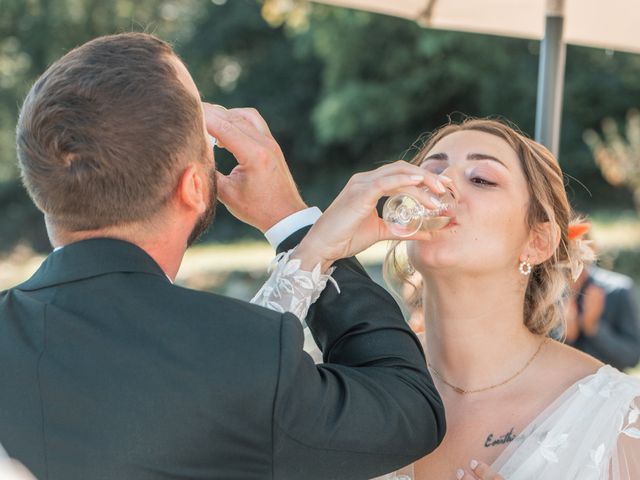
[251, 250, 640, 479]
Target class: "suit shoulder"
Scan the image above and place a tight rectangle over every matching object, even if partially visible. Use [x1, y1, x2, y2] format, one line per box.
[166, 282, 286, 323]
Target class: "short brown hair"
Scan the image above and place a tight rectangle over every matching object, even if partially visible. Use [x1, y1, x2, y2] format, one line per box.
[16, 32, 207, 231]
[385, 118, 593, 336]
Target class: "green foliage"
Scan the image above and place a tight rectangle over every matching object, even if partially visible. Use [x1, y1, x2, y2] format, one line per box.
[0, 0, 639, 253]
[262, 1, 640, 213]
[0, 0, 205, 250]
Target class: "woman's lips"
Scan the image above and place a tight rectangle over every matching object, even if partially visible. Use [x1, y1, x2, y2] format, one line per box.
[443, 219, 458, 229]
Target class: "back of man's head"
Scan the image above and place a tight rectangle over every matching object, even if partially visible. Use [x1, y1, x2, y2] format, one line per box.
[16, 32, 207, 232]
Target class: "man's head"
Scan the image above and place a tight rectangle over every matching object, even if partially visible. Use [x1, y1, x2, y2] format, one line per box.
[16, 32, 215, 247]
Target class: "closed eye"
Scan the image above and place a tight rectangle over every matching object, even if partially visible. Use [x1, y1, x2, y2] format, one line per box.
[471, 177, 497, 186]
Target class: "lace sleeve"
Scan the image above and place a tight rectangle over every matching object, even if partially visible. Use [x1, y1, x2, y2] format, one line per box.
[250, 248, 340, 322]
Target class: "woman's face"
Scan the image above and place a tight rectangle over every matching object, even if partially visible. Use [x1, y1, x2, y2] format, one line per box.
[408, 129, 533, 277]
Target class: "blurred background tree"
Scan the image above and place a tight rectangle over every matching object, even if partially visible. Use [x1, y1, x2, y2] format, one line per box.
[584, 109, 640, 213]
[0, 0, 639, 254]
[0, 0, 206, 250]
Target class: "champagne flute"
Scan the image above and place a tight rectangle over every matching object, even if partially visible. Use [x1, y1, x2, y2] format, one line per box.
[382, 188, 456, 237]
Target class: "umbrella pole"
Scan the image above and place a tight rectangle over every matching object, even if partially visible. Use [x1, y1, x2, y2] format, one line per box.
[534, 6, 566, 158]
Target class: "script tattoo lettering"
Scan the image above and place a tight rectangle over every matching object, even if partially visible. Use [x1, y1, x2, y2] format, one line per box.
[484, 427, 517, 448]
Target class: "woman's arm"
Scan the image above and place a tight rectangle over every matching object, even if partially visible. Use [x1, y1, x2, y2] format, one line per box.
[252, 160, 448, 321]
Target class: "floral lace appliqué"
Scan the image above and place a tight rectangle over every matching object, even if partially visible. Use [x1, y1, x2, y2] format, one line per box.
[538, 431, 569, 463]
[251, 248, 340, 321]
[588, 443, 605, 468]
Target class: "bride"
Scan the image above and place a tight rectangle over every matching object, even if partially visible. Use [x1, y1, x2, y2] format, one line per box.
[248, 118, 640, 479]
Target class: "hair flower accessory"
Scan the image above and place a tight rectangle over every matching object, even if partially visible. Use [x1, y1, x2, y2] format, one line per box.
[568, 222, 591, 241]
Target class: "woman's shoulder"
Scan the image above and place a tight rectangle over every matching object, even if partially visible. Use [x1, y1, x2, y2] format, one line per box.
[545, 339, 604, 371]
[540, 339, 640, 396]
[540, 339, 605, 387]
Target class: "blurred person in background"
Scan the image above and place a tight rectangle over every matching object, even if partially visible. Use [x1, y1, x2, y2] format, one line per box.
[565, 252, 640, 371]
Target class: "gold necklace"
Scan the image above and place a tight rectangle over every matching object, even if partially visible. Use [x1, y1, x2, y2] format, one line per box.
[427, 338, 549, 395]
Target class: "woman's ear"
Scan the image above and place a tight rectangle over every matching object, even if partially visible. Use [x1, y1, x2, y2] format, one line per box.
[522, 221, 560, 265]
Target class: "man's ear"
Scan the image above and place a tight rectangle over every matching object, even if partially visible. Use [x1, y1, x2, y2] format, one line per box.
[175, 164, 207, 214]
[522, 221, 560, 266]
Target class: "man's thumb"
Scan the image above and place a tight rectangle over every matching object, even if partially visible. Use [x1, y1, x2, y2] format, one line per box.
[215, 171, 233, 205]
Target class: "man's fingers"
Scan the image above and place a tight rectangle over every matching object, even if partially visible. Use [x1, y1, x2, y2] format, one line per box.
[204, 105, 265, 164]
[214, 170, 234, 205]
[231, 107, 273, 136]
[204, 104, 266, 144]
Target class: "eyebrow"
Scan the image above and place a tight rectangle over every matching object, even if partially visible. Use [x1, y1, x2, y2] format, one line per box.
[423, 152, 509, 170]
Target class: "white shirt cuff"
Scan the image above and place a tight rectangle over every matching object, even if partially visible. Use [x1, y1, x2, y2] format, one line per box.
[264, 207, 322, 249]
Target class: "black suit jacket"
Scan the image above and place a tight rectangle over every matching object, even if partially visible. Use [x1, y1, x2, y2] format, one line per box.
[0, 236, 444, 479]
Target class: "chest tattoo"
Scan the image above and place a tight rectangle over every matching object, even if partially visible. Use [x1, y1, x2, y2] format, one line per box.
[484, 427, 517, 448]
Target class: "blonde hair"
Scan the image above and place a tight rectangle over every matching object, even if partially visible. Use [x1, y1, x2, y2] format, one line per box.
[384, 118, 594, 336]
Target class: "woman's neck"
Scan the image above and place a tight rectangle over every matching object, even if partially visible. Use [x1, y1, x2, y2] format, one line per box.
[422, 271, 543, 392]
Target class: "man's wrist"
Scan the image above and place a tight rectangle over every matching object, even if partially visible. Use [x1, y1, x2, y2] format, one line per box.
[259, 201, 308, 233]
[264, 206, 322, 249]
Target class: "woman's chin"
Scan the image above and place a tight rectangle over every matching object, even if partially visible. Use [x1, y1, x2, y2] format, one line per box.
[408, 241, 459, 268]
[416, 262, 459, 275]
[412, 254, 460, 273]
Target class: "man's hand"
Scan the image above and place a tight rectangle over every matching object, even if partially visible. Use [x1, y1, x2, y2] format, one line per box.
[204, 104, 307, 232]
